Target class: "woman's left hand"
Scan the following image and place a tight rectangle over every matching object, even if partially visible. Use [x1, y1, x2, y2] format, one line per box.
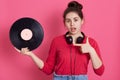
[73, 37, 94, 53]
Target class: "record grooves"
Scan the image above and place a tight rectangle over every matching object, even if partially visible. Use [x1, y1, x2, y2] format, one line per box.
[9, 17, 44, 51]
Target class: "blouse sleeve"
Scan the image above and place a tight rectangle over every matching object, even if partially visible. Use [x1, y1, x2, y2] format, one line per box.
[89, 38, 105, 76]
[40, 38, 57, 75]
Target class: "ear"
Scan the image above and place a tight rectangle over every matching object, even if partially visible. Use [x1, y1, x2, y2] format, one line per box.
[81, 19, 84, 24]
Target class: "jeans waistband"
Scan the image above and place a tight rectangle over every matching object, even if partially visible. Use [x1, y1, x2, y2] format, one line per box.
[53, 73, 88, 80]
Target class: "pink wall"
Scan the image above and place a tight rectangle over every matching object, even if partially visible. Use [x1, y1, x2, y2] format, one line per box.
[0, 0, 120, 80]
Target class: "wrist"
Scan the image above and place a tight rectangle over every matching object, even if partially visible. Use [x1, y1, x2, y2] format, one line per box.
[28, 52, 34, 57]
[89, 47, 96, 55]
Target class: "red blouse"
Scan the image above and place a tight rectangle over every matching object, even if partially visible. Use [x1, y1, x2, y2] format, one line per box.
[40, 35, 104, 76]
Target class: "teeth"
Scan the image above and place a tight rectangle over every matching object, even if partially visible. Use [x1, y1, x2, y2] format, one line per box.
[71, 28, 76, 32]
[72, 28, 76, 30]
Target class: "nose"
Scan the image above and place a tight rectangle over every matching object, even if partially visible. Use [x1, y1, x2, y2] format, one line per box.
[70, 21, 74, 26]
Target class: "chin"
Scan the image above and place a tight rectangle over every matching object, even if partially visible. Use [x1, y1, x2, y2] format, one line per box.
[70, 31, 81, 35]
[70, 31, 77, 35]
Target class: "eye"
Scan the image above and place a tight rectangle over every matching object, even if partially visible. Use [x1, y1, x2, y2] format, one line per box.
[65, 19, 71, 23]
[74, 17, 79, 22]
[74, 19, 78, 22]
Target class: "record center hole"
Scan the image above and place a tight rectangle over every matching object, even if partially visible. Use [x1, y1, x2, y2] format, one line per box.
[20, 28, 33, 41]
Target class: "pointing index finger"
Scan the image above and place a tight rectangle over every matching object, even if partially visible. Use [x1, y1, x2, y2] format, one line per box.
[73, 41, 83, 46]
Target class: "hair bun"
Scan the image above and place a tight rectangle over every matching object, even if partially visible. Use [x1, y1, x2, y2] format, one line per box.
[68, 1, 83, 10]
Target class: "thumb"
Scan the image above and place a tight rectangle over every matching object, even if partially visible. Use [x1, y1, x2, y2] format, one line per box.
[86, 37, 90, 44]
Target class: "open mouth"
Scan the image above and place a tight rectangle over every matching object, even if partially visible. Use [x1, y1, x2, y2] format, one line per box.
[71, 28, 76, 32]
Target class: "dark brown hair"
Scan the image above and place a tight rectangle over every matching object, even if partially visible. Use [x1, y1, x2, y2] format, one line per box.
[63, 1, 83, 21]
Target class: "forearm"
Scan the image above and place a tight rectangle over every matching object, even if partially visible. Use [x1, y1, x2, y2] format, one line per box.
[89, 48, 103, 69]
[29, 52, 44, 69]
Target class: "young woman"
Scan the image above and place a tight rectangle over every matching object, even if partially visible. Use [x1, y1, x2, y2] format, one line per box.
[16, 1, 104, 80]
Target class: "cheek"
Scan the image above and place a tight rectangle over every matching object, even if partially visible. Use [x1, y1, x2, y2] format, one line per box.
[64, 24, 69, 30]
[64, 23, 70, 28]
[76, 22, 82, 28]
[78, 25, 82, 30]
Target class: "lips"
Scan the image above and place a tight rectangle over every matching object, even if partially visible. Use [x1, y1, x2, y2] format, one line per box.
[71, 28, 76, 32]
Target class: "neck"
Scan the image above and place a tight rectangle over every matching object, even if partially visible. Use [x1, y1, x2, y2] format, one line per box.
[70, 32, 83, 38]
[70, 32, 83, 43]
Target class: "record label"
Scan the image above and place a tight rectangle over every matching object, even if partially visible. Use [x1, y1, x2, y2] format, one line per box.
[20, 28, 33, 41]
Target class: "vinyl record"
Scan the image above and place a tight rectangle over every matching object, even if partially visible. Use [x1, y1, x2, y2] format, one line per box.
[9, 17, 44, 51]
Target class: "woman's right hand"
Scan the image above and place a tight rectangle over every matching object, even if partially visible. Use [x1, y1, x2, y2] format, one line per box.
[14, 47, 32, 56]
[14, 47, 44, 69]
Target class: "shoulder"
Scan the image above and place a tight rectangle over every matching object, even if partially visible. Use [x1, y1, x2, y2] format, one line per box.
[86, 36, 100, 48]
[51, 35, 65, 44]
[52, 35, 65, 41]
[84, 34, 99, 47]
[84, 34, 97, 43]
[88, 37, 97, 43]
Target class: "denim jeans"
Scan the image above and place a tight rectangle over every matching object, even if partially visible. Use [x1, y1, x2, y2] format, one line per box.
[53, 73, 88, 80]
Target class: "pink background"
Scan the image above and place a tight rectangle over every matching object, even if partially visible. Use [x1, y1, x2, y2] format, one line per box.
[0, 0, 120, 80]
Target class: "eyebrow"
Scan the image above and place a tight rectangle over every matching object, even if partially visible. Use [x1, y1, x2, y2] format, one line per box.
[65, 17, 79, 19]
[65, 17, 80, 20]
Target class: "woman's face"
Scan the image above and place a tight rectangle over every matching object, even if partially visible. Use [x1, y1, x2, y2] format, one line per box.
[64, 12, 83, 35]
